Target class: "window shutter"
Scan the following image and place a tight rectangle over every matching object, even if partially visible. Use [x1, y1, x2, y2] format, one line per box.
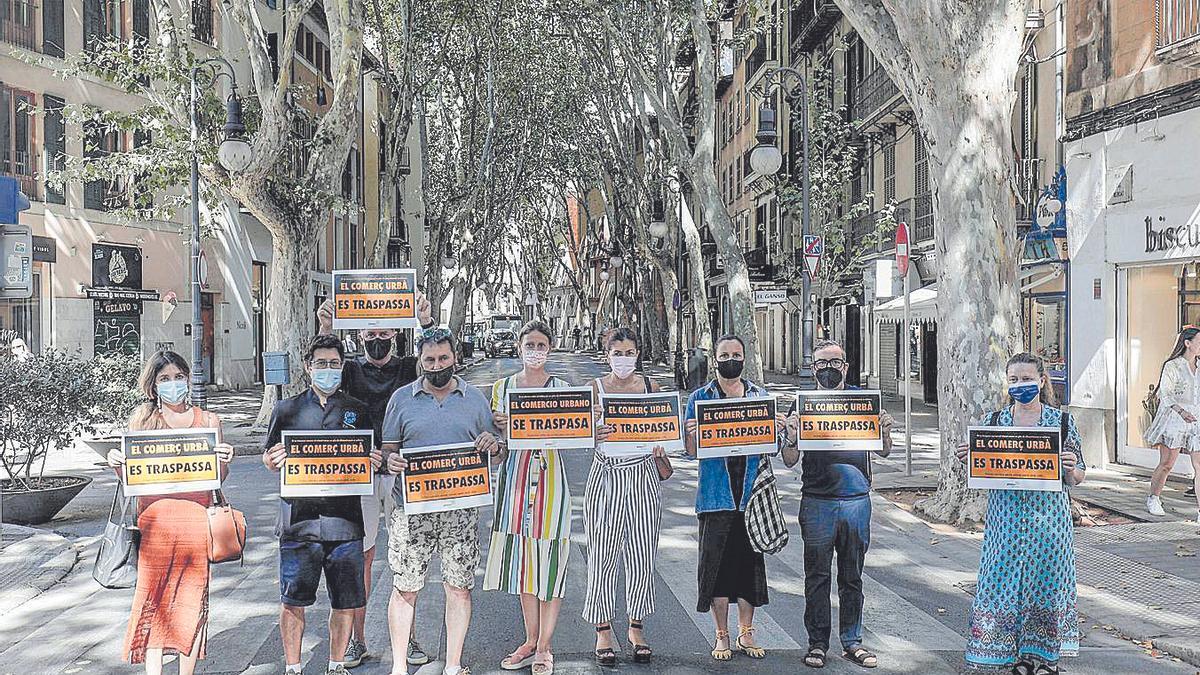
[42, 0, 65, 57]
[132, 0, 149, 44]
[43, 95, 66, 204]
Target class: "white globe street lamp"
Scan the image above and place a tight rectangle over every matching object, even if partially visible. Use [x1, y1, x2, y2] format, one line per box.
[217, 94, 253, 173]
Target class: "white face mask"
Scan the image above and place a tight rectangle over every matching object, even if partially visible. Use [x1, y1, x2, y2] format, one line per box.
[609, 355, 637, 379]
[522, 349, 548, 369]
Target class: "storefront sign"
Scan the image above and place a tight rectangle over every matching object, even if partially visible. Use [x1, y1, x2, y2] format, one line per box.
[400, 442, 492, 514]
[600, 392, 684, 456]
[121, 428, 221, 497]
[31, 235, 56, 263]
[331, 268, 419, 329]
[753, 288, 788, 306]
[1144, 215, 1200, 255]
[94, 299, 141, 355]
[92, 243, 143, 289]
[694, 396, 778, 459]
[795, 390, 883, 451]
[280, 430, 375, 498]
[506, 387, 595, 450]
[967, 426, 1062, 492]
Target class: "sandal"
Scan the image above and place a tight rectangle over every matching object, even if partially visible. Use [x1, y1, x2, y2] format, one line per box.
[1012, 662, 1035, 675]
[628, 620, 652, 663]
[736, 624, 766, 659]
[804, 646, 827, 668]
[501, 643, 537, 670]
[844, 646, 878, 668]
[532, 651, 554, 675]
[594, 624, 618, 667]
[711, 629, 733, 661]
[1032, 665, 1059, 675]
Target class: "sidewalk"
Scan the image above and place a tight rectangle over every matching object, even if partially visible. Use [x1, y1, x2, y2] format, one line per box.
[0, 524, 78, 617]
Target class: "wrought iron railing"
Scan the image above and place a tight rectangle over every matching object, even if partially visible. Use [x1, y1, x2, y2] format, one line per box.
[0, 0, 38, 51]
[1156, 0, 1200, 50]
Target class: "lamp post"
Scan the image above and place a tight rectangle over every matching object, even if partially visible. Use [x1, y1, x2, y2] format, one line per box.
[190, 57, 253, 408]
[750, 66, 813, 388]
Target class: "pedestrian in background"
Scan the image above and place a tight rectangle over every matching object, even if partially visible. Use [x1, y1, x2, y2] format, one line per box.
[1143, 325, 1200, 521]
[781, 339, 893, 669]
[106, 350, 235, 675]
[487, 320, 582, 675]
[317, 292, 436, 668]
[583, 327, 671, 666]
[262, 335, 381, 675]
[956, 352, 1085, 674]
[380, 327, 500, 675]
[683, 334, 771, 662]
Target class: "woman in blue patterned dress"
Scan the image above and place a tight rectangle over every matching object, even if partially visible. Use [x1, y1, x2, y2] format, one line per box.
[955, 352, 1086, 674]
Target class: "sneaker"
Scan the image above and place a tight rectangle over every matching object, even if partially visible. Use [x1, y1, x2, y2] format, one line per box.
[343, 640, 367, 668]
[443, 667, 471, 675]
[1187, 486, 1196, 497]
[408, 638, 431, 666]
[1147, 494, 1166, 516]
[326, 665, 349, 675]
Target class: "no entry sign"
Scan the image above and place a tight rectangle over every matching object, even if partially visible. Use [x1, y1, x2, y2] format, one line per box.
[895, 222, 911, 277]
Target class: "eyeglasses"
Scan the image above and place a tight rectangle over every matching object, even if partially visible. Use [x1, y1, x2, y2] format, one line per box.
[311, 359, 343, 369]
[420, 327, 453, 341]
[814, 358, 846, 369]
[716, 355, 744, 362]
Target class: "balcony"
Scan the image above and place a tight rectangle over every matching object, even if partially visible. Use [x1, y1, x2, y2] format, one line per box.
[847, 65, 901, 125]
[790, 0, 841, 55]
[1156, 0, 1200, 68]
[1, 148, 38, 200]
[744, 39, 778, 91]
[192, 0, 215, 45]
[913, 193, 934, 241]
[0, 0, 38, 51]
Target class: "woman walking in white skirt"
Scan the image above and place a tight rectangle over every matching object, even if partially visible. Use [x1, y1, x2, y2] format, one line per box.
[1145, 325, 1200, 522]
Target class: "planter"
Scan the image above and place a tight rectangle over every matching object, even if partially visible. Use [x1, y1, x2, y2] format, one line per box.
[79, 435, 122, 459]
[1, 475, 93, 525]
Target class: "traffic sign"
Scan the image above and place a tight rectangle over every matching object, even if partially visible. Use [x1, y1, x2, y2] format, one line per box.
[895, 221, 910, 277]
[802, 234, 823, 278]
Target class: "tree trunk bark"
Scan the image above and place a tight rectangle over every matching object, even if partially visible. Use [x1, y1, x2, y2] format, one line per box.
[680, 197, 714, 374]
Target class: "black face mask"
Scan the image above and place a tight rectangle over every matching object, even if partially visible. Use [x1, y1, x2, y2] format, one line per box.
[815, 366, 844, 389]
[365, 338, 392, 361]
[717, 359, 744, 380]
[425, 366, 454, 388]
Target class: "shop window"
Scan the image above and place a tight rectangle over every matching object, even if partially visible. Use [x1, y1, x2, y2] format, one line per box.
[0, 271, 41, 352]
[1124, 265, 1182, 449]
[1179, 262, 1200, 325]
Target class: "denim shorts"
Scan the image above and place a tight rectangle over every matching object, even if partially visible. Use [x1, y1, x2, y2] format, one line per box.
[279, 538, 366, 610]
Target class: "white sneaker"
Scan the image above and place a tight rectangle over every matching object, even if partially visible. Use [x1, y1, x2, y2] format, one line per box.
[1147, 495, 1166, 516]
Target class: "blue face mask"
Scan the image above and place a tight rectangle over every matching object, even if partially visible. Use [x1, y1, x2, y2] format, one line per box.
[311, 368, 342, 393]
[1009, 382, 1041, 404]
[156, 379, 189, 405]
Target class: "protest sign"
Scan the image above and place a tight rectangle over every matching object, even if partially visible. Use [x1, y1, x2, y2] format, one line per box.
[332, 268, 418, 329]
[695, 396, 778, 459]
[506, 386, 595, 450]
[281, 430, 375, 498]
[967, 426, 1062, 492]
[601, 392, 684, 456]
[795, 390, 883, 451]
[122, 428, 221, 497]
[401, 443, 492, 514]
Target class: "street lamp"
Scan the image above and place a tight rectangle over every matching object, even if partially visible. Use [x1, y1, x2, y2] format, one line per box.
[442, 254, 458, 270]
[190, 57, 253, 409]
[751, 65, 814, 387]
[648, 197, 669, 240]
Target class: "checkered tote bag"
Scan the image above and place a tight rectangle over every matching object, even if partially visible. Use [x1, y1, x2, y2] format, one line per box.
[745, 456, 789, 554]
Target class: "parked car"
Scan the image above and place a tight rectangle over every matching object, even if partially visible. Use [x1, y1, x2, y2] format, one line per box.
[486, 329, 518, 358]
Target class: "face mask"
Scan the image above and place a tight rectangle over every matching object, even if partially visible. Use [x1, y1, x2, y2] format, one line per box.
[365, 338, 391, 361]
[156, 380, 189, 405]
[815, 367, 844, 389]
[311, 368, 342, 393]
[609, 355, 637, 379]
[522, 349, 548, 369]
[425, 366, 454, 389]
[1009, 382, 1041, 404]
[717, 358, 744, 380]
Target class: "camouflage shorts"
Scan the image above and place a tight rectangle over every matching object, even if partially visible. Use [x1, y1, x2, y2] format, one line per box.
[387, 506, 480, 592]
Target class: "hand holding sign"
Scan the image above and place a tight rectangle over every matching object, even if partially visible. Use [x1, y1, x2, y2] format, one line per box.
[401, 443, 493, 514]
[694, 397, 778, 459]
[506, 387, 595, 450]
[967, 426, 1062, 492]
[332, 268, 419, 329]
[280, 430, 375, 498]
[121, 428, 222, 497]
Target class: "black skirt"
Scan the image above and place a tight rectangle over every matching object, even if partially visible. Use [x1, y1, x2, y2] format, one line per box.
[696, 510, 768, 612]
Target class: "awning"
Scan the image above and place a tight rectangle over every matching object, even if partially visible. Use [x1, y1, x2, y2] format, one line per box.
[873, 284, 937, 324]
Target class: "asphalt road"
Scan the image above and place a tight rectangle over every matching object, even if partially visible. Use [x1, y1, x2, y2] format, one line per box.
[0, 352, 1190, 675]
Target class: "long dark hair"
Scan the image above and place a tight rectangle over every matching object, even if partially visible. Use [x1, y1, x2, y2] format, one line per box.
[132, 350, 191, 427]
[1006, 352, 1058, 406]
[604, 326, 639, 351]
[1165, 326, 1200, 365]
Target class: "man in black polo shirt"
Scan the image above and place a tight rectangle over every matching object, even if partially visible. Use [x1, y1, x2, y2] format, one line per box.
[317, 293, 435, 667]
[263, 334, 382, 675]
[782, 339, 894, 670]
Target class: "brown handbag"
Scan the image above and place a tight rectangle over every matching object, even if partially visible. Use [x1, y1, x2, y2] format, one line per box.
[207, 490, 247, 564]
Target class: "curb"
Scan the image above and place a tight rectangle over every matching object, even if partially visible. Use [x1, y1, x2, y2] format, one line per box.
[1154, 637, 1200, 668]
[0, 525, 79, 615]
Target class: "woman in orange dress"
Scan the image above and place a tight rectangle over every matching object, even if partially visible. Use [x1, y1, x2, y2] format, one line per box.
[106, 350, 234, 675]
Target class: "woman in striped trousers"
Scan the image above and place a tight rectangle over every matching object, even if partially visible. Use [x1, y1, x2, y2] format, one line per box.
[584, 327, 672, 666]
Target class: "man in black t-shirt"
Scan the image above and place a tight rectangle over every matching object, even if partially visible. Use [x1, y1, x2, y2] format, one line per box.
[316, 292, 435, 667]
[262, 334, 382, 675]
[781, 339, 894, 670]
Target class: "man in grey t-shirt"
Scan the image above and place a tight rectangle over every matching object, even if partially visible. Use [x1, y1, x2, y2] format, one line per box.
[382, 328, 499, 675]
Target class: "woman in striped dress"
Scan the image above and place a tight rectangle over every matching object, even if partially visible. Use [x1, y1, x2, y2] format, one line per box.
[583, 327, 671, 666]
[487, 320, 583, 675]
[956, 353, 1086, 674]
